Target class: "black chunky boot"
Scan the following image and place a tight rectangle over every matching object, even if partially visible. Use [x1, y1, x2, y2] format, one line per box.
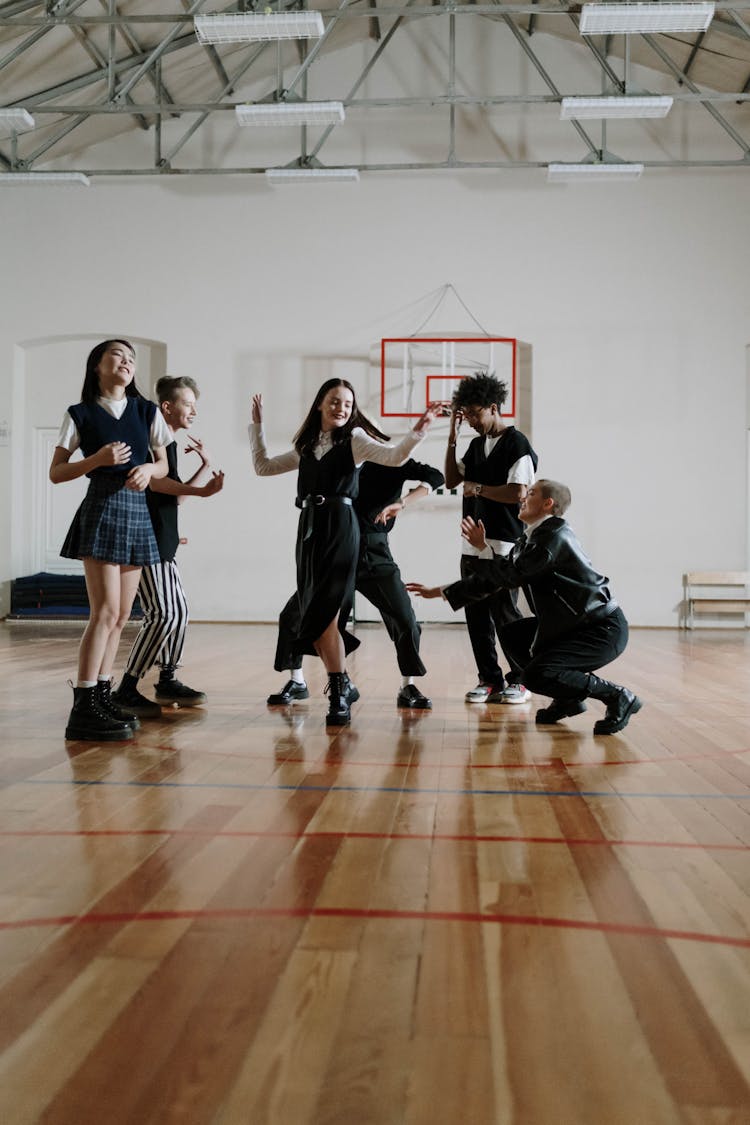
[96, 679, 140, 730]
[325, 673, 351, 726]
[585, 675, 642, 735]
[343, 673, 360, 704]
[65, 685, 135, 742]
[535, 699, 587, 725]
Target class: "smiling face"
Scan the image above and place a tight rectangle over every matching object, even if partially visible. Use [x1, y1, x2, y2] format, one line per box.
[318, 384, 354, 432]
[519, 483, 553, 525]
[163, 388, 197, 432]
[95, 342, 136, 395]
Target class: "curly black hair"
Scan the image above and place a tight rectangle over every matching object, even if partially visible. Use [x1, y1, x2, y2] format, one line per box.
[451, 371, 508, 411]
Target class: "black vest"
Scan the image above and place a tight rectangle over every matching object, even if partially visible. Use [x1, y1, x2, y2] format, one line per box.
[461, 426, 538, 542]
[146, 440, 180, 562]
[296, 438, 359, 505]
[68, 398, 156, 479]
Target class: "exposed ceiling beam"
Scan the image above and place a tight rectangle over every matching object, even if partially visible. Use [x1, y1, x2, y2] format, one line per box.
[642, 31, 750, 155]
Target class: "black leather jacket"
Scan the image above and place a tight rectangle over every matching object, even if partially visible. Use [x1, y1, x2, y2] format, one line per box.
[444, 516, 620, 651]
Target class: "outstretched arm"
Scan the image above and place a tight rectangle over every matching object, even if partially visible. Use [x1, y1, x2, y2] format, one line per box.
[248, 394, 300, 476]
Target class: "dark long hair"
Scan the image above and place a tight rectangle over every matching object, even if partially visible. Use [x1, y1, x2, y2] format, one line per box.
[293, 379, 389, 455]
[81, 339, 146, 404]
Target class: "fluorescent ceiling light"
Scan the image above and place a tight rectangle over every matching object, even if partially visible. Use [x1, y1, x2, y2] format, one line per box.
[547, 162, 644, 181]
[561, 95, 673, 119]
[0, 108, 35, 130]
[0, 171, 91, 185]
[236, 102, 345, 127]
[580, 3, 714, 34]
[195, 12, 324, 43]
[265, 167, 360, 183]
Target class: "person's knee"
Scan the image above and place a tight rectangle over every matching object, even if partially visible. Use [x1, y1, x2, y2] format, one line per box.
[91, 604, 119, 632]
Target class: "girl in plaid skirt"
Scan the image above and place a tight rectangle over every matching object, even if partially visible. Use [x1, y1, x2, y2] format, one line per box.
[50, 339, 170, 741]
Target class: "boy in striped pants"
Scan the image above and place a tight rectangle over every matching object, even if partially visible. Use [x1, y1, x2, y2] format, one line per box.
[113, 376, 224, 717]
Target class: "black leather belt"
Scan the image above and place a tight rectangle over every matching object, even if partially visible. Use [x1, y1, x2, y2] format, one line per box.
[301, 495, 353, 509]
[300, 495, 353, 540]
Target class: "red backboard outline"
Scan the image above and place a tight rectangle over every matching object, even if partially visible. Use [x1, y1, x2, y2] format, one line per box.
[380, 337, 517, 418]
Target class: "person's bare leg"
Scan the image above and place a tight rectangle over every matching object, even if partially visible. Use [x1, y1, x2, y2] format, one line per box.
[78, 559, 122, 682]
[99, 565, 141, 677]
[313, 616, 345, 673]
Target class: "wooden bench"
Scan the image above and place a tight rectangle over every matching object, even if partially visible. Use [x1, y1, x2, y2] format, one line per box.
[683, 571, 750, 628]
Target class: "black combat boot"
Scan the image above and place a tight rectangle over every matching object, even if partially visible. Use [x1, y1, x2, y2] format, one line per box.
[155, 667, 207, 707]
[585, 675, 642, 735]
[65, 685, 135, 742]
[325, 673, 351, 726]
[96, 679, 140, 730]
[112, 673, 163, 719]
[343, 673, 360, 704]
[535, 699, 587, 725]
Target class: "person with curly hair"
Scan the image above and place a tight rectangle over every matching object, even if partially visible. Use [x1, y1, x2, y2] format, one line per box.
[444, 371, 537, 705]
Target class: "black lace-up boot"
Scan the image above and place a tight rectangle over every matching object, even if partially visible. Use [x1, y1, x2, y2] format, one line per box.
[585, 675, 642, 735]
[65, 685, 135, 742]
[325, 673, 351, 726]
[96, 679, 140, 730]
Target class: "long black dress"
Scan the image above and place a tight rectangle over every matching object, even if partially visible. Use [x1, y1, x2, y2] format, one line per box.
[295, 437, 360, 657]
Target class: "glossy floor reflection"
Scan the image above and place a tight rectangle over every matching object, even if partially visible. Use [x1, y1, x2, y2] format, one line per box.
[0, 622, 749, 1124]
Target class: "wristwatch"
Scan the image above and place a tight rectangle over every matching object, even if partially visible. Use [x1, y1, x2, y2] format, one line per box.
[474, 484, 483, 496]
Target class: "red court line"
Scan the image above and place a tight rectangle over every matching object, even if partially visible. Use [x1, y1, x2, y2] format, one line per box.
[1, 903, 748, 949]
[0, 828, 747, 851]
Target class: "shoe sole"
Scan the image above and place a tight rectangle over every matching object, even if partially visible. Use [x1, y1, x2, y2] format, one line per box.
[65, 726, 135, 742]
[489, 697, 531, 705]
[397, 699, 432, 709]
[154, 697, 206, 708]
[326, 716, 351, 726]
[267, 695, 309, 705]
[593, 696, 643, 735]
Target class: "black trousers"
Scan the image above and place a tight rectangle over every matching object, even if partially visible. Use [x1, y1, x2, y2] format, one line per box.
[498, 607, 629, 701]
[274, 532, 425, 677]
[460, 554, 522, 687]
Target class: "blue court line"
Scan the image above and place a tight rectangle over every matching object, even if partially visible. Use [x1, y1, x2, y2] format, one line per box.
[14, 777, 750, 800]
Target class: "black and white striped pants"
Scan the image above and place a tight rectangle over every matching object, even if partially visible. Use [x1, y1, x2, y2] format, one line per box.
[124, 560, 189, 679]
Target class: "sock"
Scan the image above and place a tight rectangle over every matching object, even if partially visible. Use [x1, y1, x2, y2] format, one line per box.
[159, 666, 175, 683]
[120, 672, 138, 692]
[97, 674, 111, 684]
[291, 667, 306, 686]
[401, 676, 413, 689]
[77, 680, 97, 689]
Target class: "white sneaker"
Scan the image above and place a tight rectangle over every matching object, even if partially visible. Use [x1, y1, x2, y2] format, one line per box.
[465, 683, 502, 703]
[488, 684, 531, 704]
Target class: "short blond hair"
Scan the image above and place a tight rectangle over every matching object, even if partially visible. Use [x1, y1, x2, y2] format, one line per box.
[537, 479, 571, 516]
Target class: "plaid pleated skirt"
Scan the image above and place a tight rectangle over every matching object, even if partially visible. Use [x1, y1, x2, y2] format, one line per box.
[61, 474, 161, 566]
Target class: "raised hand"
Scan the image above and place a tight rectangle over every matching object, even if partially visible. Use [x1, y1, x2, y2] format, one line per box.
[461, 516, 487, 552]
[412, 403, 440, 435]
[200, 470, 225, 497]
[251, 394, 263, 425]
[185, 435, 210, 465]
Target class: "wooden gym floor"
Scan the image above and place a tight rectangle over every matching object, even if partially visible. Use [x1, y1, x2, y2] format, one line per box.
[0, 620, 749, 1125]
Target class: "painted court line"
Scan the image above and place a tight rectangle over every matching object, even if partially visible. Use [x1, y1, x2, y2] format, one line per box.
[0, 828, 747, 851]
[0, 904, 748, 949]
